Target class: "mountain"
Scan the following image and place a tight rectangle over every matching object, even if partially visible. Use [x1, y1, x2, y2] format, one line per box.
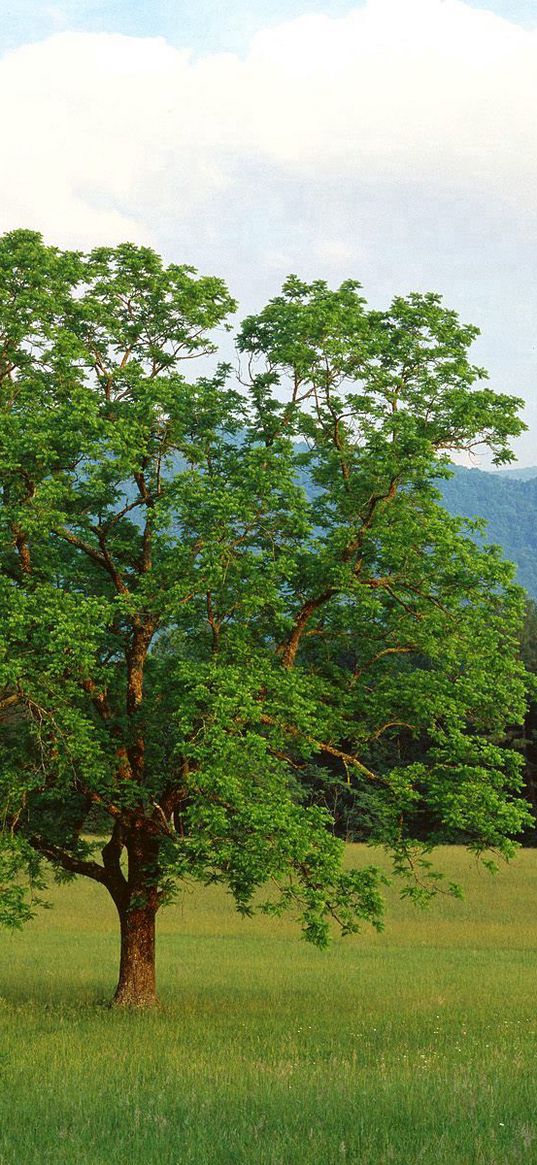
[494, 466, 537, 482]
[438, 466, 537, 598]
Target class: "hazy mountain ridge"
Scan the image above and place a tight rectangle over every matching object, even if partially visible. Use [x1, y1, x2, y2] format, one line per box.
[438, 466, 537, 598]
[493, 466, 537, 482]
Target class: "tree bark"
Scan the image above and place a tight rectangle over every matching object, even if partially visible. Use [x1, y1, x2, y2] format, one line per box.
[113, 901, 158, 1007]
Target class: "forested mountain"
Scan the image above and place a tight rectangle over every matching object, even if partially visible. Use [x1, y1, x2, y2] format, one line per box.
[438, 466, 537, 598]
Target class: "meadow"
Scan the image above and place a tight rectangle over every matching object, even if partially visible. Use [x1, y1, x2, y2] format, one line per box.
[1, 845, 537, 1165]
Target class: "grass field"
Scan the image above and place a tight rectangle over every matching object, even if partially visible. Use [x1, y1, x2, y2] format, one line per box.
[1, 845, 537, 1165]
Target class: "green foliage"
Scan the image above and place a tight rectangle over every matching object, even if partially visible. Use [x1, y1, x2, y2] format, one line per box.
[0, 237, 532, 972]
[0, 834, 47, 927]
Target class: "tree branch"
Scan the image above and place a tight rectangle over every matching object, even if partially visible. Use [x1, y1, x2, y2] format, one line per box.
[258, 713, 387, 785]
[53, 527, 128, 594]
[29, 835, 108, 884]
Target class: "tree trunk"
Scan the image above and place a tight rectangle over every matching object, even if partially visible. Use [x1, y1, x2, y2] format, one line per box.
[113, 902, 158, 1007]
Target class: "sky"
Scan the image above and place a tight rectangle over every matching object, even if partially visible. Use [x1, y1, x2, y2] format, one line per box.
[1, 0, 536, 464]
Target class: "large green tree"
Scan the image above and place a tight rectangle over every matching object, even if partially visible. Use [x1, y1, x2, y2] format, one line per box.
[0, 234, 532, 1006]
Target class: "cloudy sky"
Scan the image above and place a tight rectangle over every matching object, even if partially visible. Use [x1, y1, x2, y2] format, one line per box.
[1, 0, 536, 463]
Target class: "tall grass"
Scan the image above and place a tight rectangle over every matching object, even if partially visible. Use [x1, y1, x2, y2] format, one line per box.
[1, 846, 536, 1164]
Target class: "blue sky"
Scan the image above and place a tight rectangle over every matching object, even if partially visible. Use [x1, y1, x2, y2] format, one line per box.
[1, 0, 535, 55]
[1, 0, 536, 463]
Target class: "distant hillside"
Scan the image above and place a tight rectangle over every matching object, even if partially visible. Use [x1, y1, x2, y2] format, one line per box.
[494, 466, 537, 482]
[438, 467, 537, 598]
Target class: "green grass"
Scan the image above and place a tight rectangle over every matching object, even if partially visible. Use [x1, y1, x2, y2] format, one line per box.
[1, 846, 537, 1165]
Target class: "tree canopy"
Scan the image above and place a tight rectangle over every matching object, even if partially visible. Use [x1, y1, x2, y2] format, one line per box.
[0, 232, 532, 1005]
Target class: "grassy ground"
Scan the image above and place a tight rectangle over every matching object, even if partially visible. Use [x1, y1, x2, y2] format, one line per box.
[1, 846, 537, 1165]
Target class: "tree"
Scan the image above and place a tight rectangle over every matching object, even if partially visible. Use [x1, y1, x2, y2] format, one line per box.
[0, 235, 532, 1007]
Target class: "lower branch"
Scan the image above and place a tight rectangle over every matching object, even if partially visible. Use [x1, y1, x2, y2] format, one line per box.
[28, 835, 109, 885]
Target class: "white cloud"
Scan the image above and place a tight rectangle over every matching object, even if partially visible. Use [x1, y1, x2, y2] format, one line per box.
[2, 1, 536, 242]
[0, 0, 536, 458]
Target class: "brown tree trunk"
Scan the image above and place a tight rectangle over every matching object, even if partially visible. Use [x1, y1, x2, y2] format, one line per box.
[113, 901, 158, 1007]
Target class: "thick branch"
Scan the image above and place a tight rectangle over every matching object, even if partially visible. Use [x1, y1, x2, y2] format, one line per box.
[101, 821, 128, 905]
[278, 588, 336, 669]
[11, 524, 32, 575]
[206, 591, 220, 654]
[0, 691, 22, 714]
[29, 835, 108, 884]
[82, 678, 112, 721]
[125, 618, 157, 779]
[54, 527, 127, 593]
